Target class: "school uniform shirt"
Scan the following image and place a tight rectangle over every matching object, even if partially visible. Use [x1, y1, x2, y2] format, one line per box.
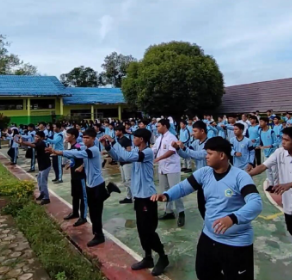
[63, 145, 104, 188]
[169, 123, 177, 136]
[35, 141, 51, 171]
[263, 148, 292, 214]
[96, 131, 104, 140]
[165, 166, 262, 246]
[237, 120, 251, 136]
[230, 136, 255, 170]
[179, 128, 191, 146]
[108, 129, 115, 139]
[107, 143, 156, 198]
[6, 134, 19, 148]
[273, 124, 283, 145]
[118, 136, 132, 166]
[217, 122, 226, 138]
[287, 119, 292, 127]
[187, 125, 193, 135]
[207, 125, 217, 138]
[178, 138, 208, 170]
[69, 143, 86, 181]
[226, 124, 235, 141]
[151, 124, 159, 138]
[259, 129, 278, 157]
[152, 131, 180, 174]
[248, 125, 260, 147]
[77, 132, 83, 143]
[46, 132, 64, 151]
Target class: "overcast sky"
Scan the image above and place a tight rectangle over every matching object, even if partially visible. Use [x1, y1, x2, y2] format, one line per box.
[2, 0, 292, 86]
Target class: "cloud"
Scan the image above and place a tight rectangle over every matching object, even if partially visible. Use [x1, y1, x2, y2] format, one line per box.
[1, 0, 292, 85]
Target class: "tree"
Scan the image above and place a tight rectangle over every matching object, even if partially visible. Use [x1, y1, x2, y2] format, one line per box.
[0, 35, 37, 75]
[101, 52, 137, 87]
[60, 66, 99, 87]
[122, 41, 224, 117]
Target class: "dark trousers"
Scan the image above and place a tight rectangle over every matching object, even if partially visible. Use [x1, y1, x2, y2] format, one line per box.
[255, 149, 261, 166]
[72, 197, 86, 219]
[196, 232, 254, 280]
[72, 178, 87, 219]
[30, 148, 35, 170]
[86, 182, 108, 236]
[52, 156, 62, 181]
[134, 198, 164, 256]
[285, 213, 292, 235]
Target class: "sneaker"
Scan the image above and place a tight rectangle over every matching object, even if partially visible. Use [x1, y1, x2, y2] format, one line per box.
[36, 193, 44, 201]
[131, 258, 154, 270]
[73, 218, 87, 227]
[177, 212, 185, 227]
[52, 178, 58, 182]
[119, 198, 133, 204]
[151, 255, 169, 276]
[64, 213, 79, 220]
[181, 168, 187, 172]
[184, 168, 192, 173]
[27, 169, 35, 173]
[159, 212, 176, 220]
[87, 235, 105, 247]
[106, 182, 121, 194]
[10, 162, 16, 165]
[40, 199, 50, 205]
[54, 180, 63, 184]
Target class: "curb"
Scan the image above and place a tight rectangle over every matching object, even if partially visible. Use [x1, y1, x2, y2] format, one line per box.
[0, 153, 168, 280]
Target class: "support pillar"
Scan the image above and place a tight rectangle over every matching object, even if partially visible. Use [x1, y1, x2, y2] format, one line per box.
[59, 97, 64, 116]
[91, 105, 94, 121]
[27, 98, 31, 123]
[118, 105, 122, 120]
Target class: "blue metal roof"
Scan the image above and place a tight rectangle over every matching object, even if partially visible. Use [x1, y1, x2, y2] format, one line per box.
[0, 75, 69, 96]
[63, 87, 125, 105]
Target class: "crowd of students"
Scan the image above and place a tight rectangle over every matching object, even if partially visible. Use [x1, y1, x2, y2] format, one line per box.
[0, 109, 292, 279]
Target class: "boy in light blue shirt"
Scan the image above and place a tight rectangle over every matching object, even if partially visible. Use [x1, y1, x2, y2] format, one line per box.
[179, 120, 192, 172]
[272, 115, 283, 146]
[151, 137, 262, 280]
[258, 117, 278, 189]
[102, 129, 169, 276]
[207, 121, 218, 138]
[217, 116, 226, 139]
[248, 115, 261, 165]
[230, 123, 254, 171]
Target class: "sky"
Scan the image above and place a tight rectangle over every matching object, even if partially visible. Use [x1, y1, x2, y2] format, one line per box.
[2, 0, 292, 86]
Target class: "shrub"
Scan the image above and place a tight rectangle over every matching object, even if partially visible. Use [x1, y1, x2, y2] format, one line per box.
[0, 179, 35, 198]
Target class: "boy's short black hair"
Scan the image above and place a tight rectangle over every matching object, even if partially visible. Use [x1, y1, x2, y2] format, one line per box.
[66, 128, 79, 139]
[54, 122, 62, 129]
[158, 119, 170, 129]
[133, 129, 151, 143]
[228, 114, 237, 118]
[115, 125, 126, 133]
[83, 128, 97, 138]
[260, 117, 269, 123]
[39, 122, 46, 126]
[180, 119, 187, 125]
[36, 131, 45, 138]
[274, 115, 280, 120]
[249, 115, 258, 121]
[192, 120, 207, 134]
[204, 137, 231, 159]
[28, 123, 35, 129]
[139, 119, 149, 126]
[93, 123, 101, 128]
[282, 127, 292, 139]
[234, 123, 245, 131]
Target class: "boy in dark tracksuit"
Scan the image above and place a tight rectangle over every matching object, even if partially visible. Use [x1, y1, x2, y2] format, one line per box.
[101, 129, 169, 276]
[63, 128, 88, 227]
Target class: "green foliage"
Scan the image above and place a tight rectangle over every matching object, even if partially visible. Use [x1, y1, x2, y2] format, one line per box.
[0, 35, 37, 75]
[0, 113, 11, 130]
[60, 66, 100, 87]
[56, 272, 68, 280]
[122, 41, 225, 117]
[101, 52, 137, 87]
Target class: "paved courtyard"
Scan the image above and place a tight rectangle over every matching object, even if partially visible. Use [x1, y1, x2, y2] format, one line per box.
[1, 148, 292, 280]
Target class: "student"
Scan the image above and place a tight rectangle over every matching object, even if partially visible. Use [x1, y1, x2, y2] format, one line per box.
[18, 131, 51, 205]
[230, 123, 255, 171]
[249, 127, 292, 236]
[272, 115, 283, 146]
[63, 128, 88, 227]
[266, 109, 275, 128]
[168, 116, 177, 136]
[47, 128, 120, 247]
[115, 125, 133, 204]
[27, 124, 36, 172]
[221, 115, 236, 141]
[38, 122, 48, 138]
[108, 122, 116, 139]
[248, 115, 261, 165]
[46, 123, 64, 183]
[75, 124, 83, 144]
[217, 116, 226, 139]
[153, 119, 185, 227]
[257, 117, 278, 189]
[237, 114, 251, 137]
[151, 137, 262, 280]
[179, 120, 192, 173]
[101, 129, 169, 276]
[93, 124, 105, 140]
[207, 121, 218, 138]
[6, 128, 19, 165]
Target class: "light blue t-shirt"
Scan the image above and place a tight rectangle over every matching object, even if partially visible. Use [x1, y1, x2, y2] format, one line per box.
[165, 166, 262, 246]
[230, 136, 255, 169]
[247, 125, 260, 147]
[259, 128, 278, 157]
[217, 122, 226, 139]
[108, 143, 157, 198]
[179, 128, 191, 146]
[272, 124, 283, 145]
[46, 132, 64, 151]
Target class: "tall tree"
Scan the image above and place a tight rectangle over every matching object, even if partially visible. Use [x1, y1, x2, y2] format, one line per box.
[60, 66, 99, 87]
[122, 41, 224, 117]
[101, 52, 137, 87]
[0, 35, 37, 75]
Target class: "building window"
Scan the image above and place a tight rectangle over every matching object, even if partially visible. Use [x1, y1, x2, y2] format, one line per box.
[71, 109, 91, 118]
[0, 100, 23, 110]
[30, 99, 55, 109]
[98, 108, 118, 118]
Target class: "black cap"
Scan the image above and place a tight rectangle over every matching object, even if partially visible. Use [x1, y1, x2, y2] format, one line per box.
[132, 129, 151, 143]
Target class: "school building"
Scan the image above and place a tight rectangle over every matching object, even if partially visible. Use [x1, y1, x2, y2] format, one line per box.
[0, 75, 131, 124]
